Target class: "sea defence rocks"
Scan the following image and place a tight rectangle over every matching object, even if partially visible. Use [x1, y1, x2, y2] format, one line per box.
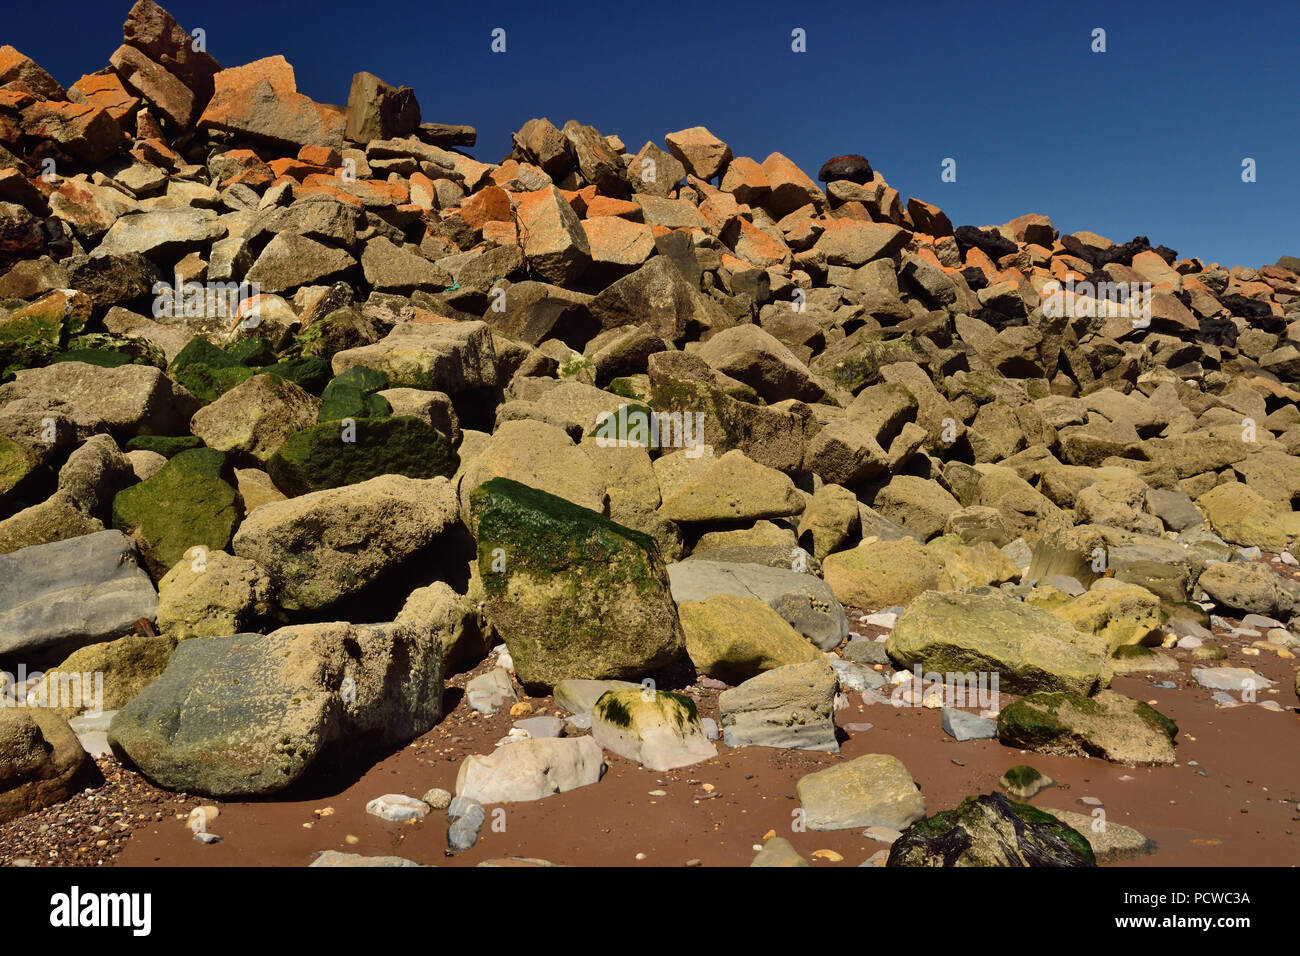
[108, 618, 443, 797]
[2, 0, 1299, 862]
[469, 478, 686, 689]
[0, 530, 157, 662]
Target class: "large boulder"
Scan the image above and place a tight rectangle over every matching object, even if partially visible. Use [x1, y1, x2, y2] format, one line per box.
[822, 538, 943, 610]
[154, 550, 272, 639]
[1196, 561, 1299, 617]
[996, 690, 1178, 765]
[232, 475, 459, 614]
[0, 361, 194, 442]
[457, 419, 605, 522]
[198, 55, 346, 150]
[656, 449, 804, 522]
[888, 590, 1111, 696]
[0, 530, 157, 663]
[267, 417, 458, 496]
[0, 708, 95, 824]
[1196, 482, 1300, 552]
[111, 447, 239, 578]
[676, 594, 821, 683]
[188, 374, 321, 465]
[470, 477, 686, 690]
[887, 794, 1096, 867]
[109, 618, 442, 797]
[30, 631, 175, 719]
[332, 321, 498, 392]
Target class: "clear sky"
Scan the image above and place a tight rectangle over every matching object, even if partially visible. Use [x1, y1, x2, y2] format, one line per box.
[8, 0, 1297, 269]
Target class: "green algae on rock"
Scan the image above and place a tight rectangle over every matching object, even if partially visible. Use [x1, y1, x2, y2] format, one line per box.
[469, 477, 686, 689]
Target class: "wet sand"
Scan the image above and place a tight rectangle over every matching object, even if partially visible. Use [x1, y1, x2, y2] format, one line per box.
[114, 614, 1300, 868]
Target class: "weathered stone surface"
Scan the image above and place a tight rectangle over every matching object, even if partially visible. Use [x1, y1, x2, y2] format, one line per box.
[199, 56, 345, 150]
[516, 186, 590, 285]
[719, 660, 839, 752]
[888, 590, 1111, 696]
[591, 688, 716, 770]
[997, 690, 1178, 765]
[189, 374, 320, 464]
[888, 793, 1095, 867]
[232, 474, 459, 613]
[109, 618, 443, 796]
[155, 550, 271, 639]
[677, 594, 821, 683]
[0, 708, 94, 824]
[823, 538, 943, 611]
[332, 321, 498, 392]
[0, 530, 157, 662]
[471, 478, 686, 689]
[667, 559, 848, 651]
[111, 447, 238, 578]
[455, 736, 604, 804]
[797, 754, 925, 831]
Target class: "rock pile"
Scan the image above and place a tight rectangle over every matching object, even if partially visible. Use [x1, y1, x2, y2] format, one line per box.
[2, 0, 1299, 864]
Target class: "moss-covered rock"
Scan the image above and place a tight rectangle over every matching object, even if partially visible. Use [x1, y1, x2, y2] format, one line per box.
[470, 477, 686, 689]
[887, 793, 1096, 867]
[996, 689, 1178, 765]
[169, 337, 255, 404]
[590, 687, 716, 770]
[887, 589, 1112, 696]
[259, 354, 331, 393]
[64, 332, 166, 369]
[317, 365, 391, 422]
[111, 447, 239, 578]
[225, 336, 276, 367]
[266, 416, 457, 497]
[998, 764, 1054, 800]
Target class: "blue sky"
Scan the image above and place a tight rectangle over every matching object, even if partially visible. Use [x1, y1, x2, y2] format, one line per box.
[9, 0, 1297, 268]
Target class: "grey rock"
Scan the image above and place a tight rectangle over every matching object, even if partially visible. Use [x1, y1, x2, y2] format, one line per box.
[513, 716, 564, 738]
[108, 619, 443, 797]
[720, 660, 839, 752]
[797, 754, 926, 831]
[843, 636, 891, 666]
[365, 793, 429, 821]
[455, 736, 605, 803]
[828, 655, 889, 691]
[0, 530, 157, 662]
[1191, 667, 1275, 693]
[667, 559, 848, 650]
[552, 679, 640, 717]
[941, 707, 997, 741]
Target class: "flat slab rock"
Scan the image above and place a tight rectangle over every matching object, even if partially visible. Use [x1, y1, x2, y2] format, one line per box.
[0, 529, 157, 661]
